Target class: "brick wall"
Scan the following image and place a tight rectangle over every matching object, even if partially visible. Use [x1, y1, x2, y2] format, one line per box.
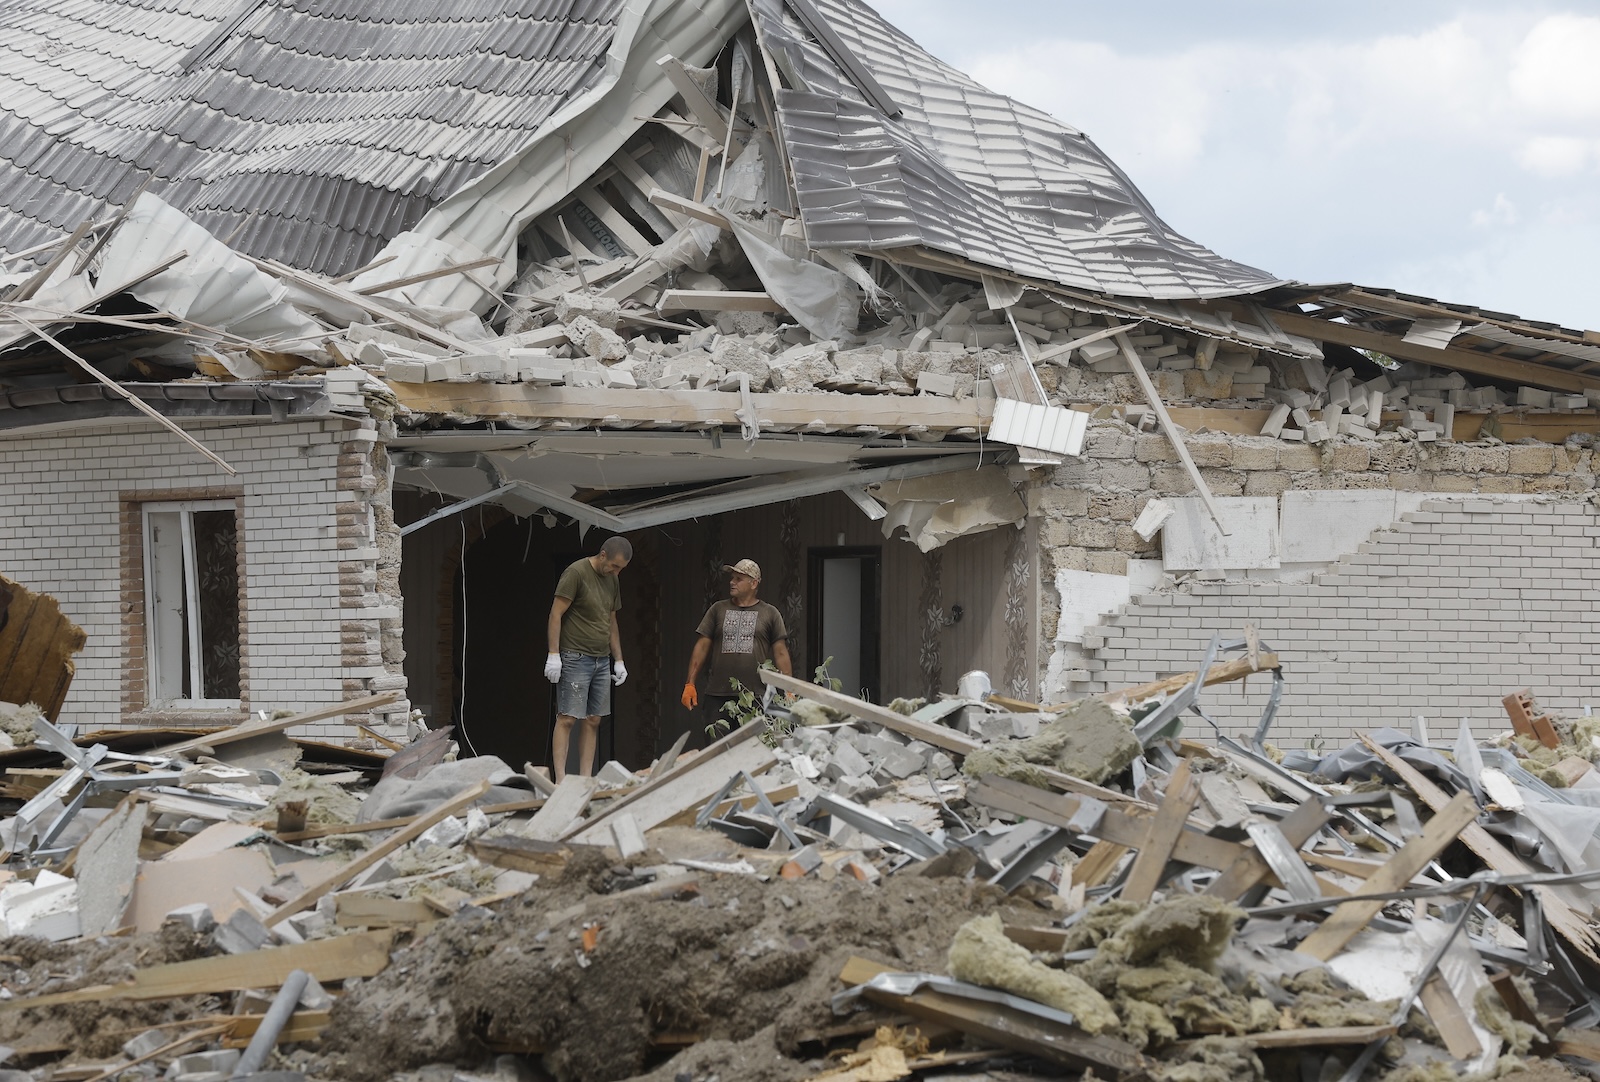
[1069, 499, 1600, 749]
[0, 416, 408, 740]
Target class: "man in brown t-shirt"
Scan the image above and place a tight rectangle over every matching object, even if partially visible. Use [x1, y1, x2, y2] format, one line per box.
[682, 559, 792, 736]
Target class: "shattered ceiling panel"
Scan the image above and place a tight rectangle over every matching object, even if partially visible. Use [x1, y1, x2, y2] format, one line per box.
[0, 0, 628, 276]
[751, 0, 1281, 301]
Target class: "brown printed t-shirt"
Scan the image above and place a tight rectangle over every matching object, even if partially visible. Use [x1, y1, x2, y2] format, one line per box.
[555, 557, 621, 657]
[696, 600, 787, 696]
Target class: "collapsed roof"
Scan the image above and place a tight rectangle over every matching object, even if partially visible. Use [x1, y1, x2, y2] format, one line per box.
[0, 0, 1282, 305]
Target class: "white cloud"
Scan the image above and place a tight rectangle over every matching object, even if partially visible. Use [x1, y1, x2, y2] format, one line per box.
[1509, 14, 1600, 119]
[934, 10, 1600, 327]
[1516, 136, 1593, 177]
[1470, 193, 1519, 228]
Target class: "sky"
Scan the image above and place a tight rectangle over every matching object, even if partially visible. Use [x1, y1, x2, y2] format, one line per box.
[870, 1, 1600, 330]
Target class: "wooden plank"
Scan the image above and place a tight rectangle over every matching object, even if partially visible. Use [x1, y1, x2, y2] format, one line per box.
[0, 574, 87, 721]
[1419, 972, 1482, 1059]
[659, 781, 801, 827]
[970, 777, 1254, 881]
[1295, 790, 1479, 960]
[1074, 841, 1129, 888]
[1094, 653, 1279, 708]
[1552, 1028, 1600, 1062]
[658, 290, 785, 313]
[239, 253, 475, 351]
[760, 669, 981, 756]
[1176, 1025, 1396, 1051]
[1205, 796, 1332, 901]
[151, 691, 401, 757]
[355, 255, 502, 296]
[573, 184, 652, 255]
[524, 775, 598, 841]
[265, 779, 491, 924]
[566, 738, 775, 844]
[379, 724, 454, 779]
[384, 382, 992, 429]
[838, 956, 1146, 1076]
[335, 894, 435, 928]
[1121, 760, 1199, 903]
[221, 1009, 331, 1049]
[0, 931, 393, 1012]
[655, 55, 734, 139]
[1363, 736, 1600, 968]
[647, 188, 729, 229]
[1115, 329, 1227, 532]
[1267, 306, 1594, 394]
[466, 834, 576, 874]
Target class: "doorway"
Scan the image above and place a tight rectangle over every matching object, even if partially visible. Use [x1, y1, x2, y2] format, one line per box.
[806, 546, 881, 701]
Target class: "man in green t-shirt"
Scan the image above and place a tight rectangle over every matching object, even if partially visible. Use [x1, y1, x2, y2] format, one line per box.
[544, 535, 631, 780]
[682, 559, 792, 741]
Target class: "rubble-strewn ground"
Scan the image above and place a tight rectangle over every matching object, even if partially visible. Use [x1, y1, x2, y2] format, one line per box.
[314, 849, 1038, 1082]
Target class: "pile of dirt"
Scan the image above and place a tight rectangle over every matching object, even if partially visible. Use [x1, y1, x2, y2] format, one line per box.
[0, 924, 215, 1056]
[313, 864, 1042, 1082]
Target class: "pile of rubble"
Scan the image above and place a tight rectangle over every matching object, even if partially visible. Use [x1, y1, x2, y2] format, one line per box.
[1, 651, 1599, 1082]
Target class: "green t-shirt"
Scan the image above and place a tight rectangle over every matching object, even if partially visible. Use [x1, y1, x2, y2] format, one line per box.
[555, 557, 621, 657]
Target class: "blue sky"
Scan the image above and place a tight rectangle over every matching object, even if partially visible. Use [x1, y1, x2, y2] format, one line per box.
[872, 2, 1600, 330]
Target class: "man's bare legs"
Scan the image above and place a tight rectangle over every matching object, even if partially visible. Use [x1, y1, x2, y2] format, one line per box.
[551, 713, 602, 781]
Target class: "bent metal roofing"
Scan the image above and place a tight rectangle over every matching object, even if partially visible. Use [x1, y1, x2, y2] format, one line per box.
[0, 0, 628, 277]
[0, 0, 1282, 302]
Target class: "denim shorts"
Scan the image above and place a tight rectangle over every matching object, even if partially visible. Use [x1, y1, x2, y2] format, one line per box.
[557, 649, 611, 718]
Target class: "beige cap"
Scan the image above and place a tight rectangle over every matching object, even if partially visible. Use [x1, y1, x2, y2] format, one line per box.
[722, 558, 762, 581]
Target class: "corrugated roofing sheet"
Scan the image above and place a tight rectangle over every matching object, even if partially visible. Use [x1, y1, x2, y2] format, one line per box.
[0, 0, 627, 275]
[751, 0, 1280, 300]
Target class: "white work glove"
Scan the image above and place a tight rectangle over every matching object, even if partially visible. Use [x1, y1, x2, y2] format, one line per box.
[612, 660, 628, 686]
[544, 653, 562, 683]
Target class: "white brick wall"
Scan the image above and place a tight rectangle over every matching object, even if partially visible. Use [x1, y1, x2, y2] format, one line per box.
[1074, 499, 1600, 751]
[0, 418, 366, 740]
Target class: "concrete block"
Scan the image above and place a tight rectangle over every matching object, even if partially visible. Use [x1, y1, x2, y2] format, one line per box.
[916, 371, 958, 396]
[171, 1050, 241, 1078]
[1517, 386, 1553, 408]
[214, 907, 273, 955]
[163, 903, 215, 933]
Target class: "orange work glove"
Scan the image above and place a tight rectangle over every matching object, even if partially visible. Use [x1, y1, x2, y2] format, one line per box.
[681, 682, 698, 709]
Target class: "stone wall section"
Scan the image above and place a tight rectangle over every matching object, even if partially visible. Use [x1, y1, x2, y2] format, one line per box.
[1037, 421, 1598, 680]
[1062, 498, 1600, 749]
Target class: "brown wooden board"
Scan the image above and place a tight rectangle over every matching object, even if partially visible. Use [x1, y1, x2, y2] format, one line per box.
[1295, 790, 1479, 961]
[0, 931, 394, 1012]
[379, 725, 455, 779]
[0, 572, 86, 721]
[1363, 736, 1600, 969]
[760, 670, 981, 756]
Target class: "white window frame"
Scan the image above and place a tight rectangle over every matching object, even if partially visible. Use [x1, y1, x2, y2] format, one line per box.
[142, 499, 241, 710]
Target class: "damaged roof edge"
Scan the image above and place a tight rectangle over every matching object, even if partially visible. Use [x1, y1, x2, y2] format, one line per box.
[357, 0, 752, 313]
[0, 381, 339, 434]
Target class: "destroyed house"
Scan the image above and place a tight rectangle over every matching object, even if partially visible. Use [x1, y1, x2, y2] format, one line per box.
[1, 0, 1598, 767]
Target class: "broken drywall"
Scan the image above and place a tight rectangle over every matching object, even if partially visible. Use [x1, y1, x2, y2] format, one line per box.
[1162, 496, 1280, 572]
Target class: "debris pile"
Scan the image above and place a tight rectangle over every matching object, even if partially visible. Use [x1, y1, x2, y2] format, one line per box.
[0, 646, 1597, 1082]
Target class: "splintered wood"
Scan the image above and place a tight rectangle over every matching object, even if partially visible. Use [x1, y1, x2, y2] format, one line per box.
[0, 573, 87, 721]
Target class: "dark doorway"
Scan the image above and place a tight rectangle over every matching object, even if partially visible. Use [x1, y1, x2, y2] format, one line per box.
[806, 546, 881, 702]
[452, 521, 615, 772]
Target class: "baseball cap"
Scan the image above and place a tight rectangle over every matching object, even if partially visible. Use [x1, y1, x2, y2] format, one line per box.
[722, 558, 762, 580]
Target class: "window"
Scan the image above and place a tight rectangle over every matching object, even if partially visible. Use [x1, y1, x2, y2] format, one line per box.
[142, 501, 240, 707]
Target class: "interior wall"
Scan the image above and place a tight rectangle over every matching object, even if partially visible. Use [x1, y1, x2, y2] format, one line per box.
[398, 485, 1030, 768]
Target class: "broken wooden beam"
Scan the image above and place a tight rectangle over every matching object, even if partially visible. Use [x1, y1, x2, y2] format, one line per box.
[264, 779, 491, 924]
[1295, 789, 1478, 960]
[1362, 736, 1600, 968]
[1094, 653, 1280, 707]
[760, 669, 982, 757]
[1121, 760, 1200, 903]
[0, 931, 394, 1012]
[151, 690, 402, 758]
